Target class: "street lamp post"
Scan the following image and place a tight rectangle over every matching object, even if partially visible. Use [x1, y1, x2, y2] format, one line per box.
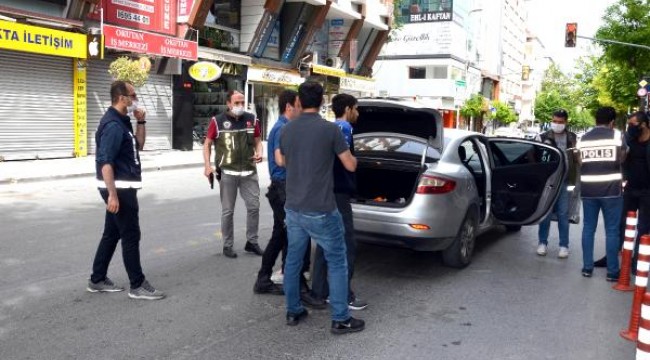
[460, 8, 483, 130]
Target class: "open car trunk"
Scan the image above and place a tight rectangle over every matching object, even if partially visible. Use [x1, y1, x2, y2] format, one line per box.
[352, 158, 423, 208]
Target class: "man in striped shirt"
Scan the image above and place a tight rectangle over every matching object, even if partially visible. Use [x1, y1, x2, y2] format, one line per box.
[578, 106, 627, 281]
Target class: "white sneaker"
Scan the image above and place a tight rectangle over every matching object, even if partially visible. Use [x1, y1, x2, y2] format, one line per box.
[537, 244, 548, 256]
[271, 269, 284, 285]
[558, 247, 569, 259]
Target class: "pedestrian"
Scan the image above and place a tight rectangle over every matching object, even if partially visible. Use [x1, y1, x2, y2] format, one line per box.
[203, 90, 264, 258]
[303, 93, 368, 311]
[276, 81, 365, 334]
[87, 80, 164, 300]
[535, 109, 577, 258]
[253, 89, 309, 295]
[578, 106, 626, 280]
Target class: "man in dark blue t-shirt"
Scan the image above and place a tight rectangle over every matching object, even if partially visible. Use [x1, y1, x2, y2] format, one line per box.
[276, 81, 365, 334]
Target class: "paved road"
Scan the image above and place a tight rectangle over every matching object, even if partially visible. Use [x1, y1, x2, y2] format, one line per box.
[0, 168, 636, 359]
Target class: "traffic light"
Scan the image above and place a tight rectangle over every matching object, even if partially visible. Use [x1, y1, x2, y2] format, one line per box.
[565, 23, 577, 47]
[521, 65, 530, 81]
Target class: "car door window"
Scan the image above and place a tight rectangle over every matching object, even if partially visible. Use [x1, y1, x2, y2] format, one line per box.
[488, 140, 565, 224]
[459, 140, 483, 175]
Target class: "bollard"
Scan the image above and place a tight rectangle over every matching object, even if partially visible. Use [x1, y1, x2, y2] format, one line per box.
[638, 293, 650, 360]
[622, 234, 650, 341]
[614, 211, 638, 292]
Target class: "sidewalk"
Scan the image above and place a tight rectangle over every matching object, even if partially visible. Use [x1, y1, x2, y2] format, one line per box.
[0, 149, 205, 185]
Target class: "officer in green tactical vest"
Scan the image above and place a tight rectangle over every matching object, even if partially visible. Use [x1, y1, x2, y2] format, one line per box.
[203, 90, 264, 258]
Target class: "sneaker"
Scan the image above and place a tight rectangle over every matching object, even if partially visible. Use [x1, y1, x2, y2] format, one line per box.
[244, 242, 264, 256]
[128, 280, 165, 300]
[558, 247, 569, 259]
[223, 247, 238, 258]
[300, 292, 327, 310]
[286, 309, 308, 326]
[331, 317, 365, 335]
[536, 244, 548, 256]
[349, 298, 369, 311]
[87, 277, 124, 293]
[253, 278, 284, 295]
[606, 273, 620, 282]
[271, 269, 284, 285]
[581, 269, 593, 278]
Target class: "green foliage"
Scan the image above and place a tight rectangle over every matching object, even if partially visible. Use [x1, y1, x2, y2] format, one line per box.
[595, 0, 650, 109]
[489, 100, 517, 124]
[108, 56, 149, 88]
[534, 90, 568, 124]
[569, 108, 595, 130]
[460, 93, 484, 119]
[541, 63, 573, 93]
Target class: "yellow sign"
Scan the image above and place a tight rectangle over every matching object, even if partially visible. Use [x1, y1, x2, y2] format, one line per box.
[0, 20, 87, 58]
[189, 61, 223, 82]
[311, 64, 347, 78]
[73, 59, 88, 157]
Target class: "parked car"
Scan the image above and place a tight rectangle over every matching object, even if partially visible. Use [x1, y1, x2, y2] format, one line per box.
[492, 126, 525, 138]
[351, 99, 568, 268]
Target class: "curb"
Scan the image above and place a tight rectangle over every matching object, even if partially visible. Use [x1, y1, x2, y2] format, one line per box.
[0, 162, 204, 185]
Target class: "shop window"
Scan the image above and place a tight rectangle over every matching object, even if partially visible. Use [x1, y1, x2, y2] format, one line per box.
[409, 67, 426, 79]
[432, 65, 448, 79]
[208, 0, 241, 30]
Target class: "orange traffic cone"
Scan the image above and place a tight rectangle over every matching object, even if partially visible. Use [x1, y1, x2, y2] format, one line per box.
[636, 293, 650, 359]
[614, 211, 638, 291]
[621, 234, 650, 341]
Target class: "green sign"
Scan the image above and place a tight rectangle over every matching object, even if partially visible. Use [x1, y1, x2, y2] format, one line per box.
[455, 80, 466, 87]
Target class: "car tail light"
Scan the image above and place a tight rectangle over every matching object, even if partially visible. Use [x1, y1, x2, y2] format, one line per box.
[409, 224, 431, 230]
[416, 175, 456, 194]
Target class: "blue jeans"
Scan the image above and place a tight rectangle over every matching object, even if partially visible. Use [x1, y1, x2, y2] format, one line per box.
[581, 197, 623, 276]
[284, 208, 350, 322]
[538, 184, 570, 247]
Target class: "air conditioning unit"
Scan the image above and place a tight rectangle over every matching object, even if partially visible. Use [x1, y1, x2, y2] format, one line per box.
[325, 56, 343, 68]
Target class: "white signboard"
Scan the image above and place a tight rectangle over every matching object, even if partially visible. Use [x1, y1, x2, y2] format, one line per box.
[247, 67, 304, 86]
[381, 22, 464, 57]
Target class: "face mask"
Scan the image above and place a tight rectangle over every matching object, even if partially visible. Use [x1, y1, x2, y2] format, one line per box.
[628, 124, 640, 138]
[551, 123, 565, 133]
[127, 100, 139, 114]
[231, 106, 245, 117]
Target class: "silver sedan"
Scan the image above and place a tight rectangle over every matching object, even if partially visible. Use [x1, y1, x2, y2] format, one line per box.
[351, 99, 567, 268]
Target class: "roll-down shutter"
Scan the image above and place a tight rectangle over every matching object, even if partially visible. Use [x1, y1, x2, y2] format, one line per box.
[0, 50, 73, 160]
[87, 55, 173, 153]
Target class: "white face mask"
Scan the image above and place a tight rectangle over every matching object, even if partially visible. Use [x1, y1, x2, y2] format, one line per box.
[551, 123, 566, 133]
[127, 100, 139, 114]
[231, 106, 245, 117]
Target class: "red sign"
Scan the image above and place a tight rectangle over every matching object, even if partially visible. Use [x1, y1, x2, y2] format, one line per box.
[103, 24, 198, 60]
[104, 0, 177, 36]
[177, 0, 194, 22]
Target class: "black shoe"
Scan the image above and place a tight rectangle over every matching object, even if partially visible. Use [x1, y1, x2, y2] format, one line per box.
[223, 247, 237, 258]
[606, 273, 620, 282]
[581, 268, 593, 278]
[244, 242, 264, 256]
[300, 292, 327, 310]
[331, 317, 365, 334]
[594, 256, 607, 268]
[286, 309, 308, 326]
[253, 278, 284, 295]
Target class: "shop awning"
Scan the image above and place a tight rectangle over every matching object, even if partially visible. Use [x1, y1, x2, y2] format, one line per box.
[326, 3, 362, 20]
[0, 5, 84, 30]
[198, 47, 252, 66]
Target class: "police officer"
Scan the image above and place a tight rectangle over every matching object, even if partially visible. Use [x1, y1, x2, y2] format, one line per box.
[203, 90, 264, 258]
[578, 106, 627, 280]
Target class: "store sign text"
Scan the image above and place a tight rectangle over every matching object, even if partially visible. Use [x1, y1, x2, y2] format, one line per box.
[0, 20, 87, 58]
[189, 61, 222, 82]
[247, 67, 303, 86]
[104, 0, 176, 36]
[103, 24, 198, 60]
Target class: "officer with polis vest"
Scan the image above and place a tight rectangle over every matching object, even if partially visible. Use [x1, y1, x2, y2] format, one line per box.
[203, 90, 264, 258]
[577, 106, 627, 280]
[535, 109, 578, 259]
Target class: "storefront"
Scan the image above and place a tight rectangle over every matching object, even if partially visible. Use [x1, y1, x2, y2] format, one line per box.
[172, 47, 251, 150]
[246, 66, 305, 139]
[0, 19, 89, 161]
[339, 74, 376, 98]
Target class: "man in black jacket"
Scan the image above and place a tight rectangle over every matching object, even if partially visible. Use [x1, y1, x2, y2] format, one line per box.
[88, 81, 164, 300]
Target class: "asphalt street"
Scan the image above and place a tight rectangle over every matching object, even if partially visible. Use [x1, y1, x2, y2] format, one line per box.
[0, 167, 637, 359]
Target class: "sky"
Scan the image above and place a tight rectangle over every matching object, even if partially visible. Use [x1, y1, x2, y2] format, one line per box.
[524, 0, 617, 73]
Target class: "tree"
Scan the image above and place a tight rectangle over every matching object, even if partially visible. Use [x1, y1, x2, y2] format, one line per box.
[108, 56, 150, 87]
[460, 93, 485, 119]
[595, 0, 650, 109]
[489, 100, 517, 124]
[541, 63, 573, 93]
[534, 90, 568, 124]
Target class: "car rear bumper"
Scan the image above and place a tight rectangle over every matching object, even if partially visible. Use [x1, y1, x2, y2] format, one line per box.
[355, 229, 455, 251]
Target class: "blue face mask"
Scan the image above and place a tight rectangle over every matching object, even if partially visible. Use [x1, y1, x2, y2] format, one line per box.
[628, 124, 641, 139]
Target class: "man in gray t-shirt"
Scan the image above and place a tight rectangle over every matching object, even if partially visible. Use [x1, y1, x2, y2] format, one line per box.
[275, 81, 364, 334]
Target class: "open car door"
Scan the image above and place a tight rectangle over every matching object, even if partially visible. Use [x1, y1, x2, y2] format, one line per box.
[486, 138, 568, 225]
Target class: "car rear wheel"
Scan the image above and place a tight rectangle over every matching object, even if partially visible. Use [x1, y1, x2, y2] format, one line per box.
[442, 211, 477, 268]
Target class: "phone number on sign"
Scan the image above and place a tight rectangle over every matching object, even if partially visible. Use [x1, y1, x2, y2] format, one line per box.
[116, 9, 151, 25]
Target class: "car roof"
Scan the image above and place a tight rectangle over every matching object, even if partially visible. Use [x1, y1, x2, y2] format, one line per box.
[357, 97, 437, 110]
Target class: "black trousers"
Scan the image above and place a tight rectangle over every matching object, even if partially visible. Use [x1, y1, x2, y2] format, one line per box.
[621, 189, 650, 268]
[311, 193, 356, 301]
[90, 189, 145, 289]
[258, 181, 310, 279]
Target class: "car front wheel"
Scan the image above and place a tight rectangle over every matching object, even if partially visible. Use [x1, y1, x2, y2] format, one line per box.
[442, 211, 477, 268]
